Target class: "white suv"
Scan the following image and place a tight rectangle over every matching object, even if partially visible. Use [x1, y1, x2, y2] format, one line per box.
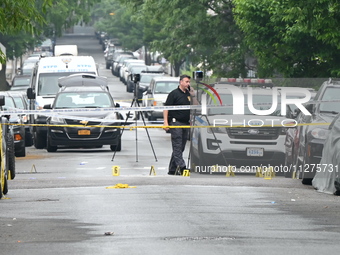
[190, 83, 292, 174]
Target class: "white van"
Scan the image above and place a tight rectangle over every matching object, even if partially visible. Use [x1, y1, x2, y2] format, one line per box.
[27, 55, 98, 149]
[54, 45, 78, 56]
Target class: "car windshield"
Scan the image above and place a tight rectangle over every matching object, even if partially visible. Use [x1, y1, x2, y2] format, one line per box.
[319, 87, 340, 114]
[54, 92, 113, 109]
[154, 82, 178, 94]
[13, 77, 31, 86]
[4, 96, 16, 109]
[118, 56, 134, 63]
[140, 75, 160, 83]
[13, 97, 25, 109]
[131, 66, 146, 73]
[208, 94, 281, 116]
[38, 72, 96, 96]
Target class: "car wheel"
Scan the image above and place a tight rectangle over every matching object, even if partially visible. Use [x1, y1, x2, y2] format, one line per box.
[25, 132, 34, 147]
[301, 150, 313, 185]
[0, 177, 2, 199]
[284, 155, 293, 178]
[34, 132, 46, 149]
[110, 139, 121, 152]
[6, 133, 15, 180]
[3, 175, 8, 195]
[15, 144, 26, 157]
[148, 114, 156, 122]
[197, 137, 209, 174]
[126, 83, 131, 92]
[189, 143, 199, 172]
[46, 135, 57, 152]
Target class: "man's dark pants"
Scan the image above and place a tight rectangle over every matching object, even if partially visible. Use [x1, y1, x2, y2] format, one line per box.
[168, 121, 189, 174]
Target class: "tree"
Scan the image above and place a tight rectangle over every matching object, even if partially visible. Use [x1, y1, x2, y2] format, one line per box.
[234, 0, 340, 77]
[93, 0, 250, 77]
[0, 0, 100, 90]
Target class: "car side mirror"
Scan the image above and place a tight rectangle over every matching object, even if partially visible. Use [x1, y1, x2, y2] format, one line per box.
[115, 103, 120, 108]
[27, 88, 35, 99]
[305, 104, 313, 113]
[43, 104, 52, 109]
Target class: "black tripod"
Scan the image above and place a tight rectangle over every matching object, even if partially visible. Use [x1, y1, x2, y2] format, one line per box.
[111, 74, 158, 162]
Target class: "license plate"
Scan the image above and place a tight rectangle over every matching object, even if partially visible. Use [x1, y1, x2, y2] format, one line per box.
[78, 130, 90, 135]
[247, 148, 264, 157]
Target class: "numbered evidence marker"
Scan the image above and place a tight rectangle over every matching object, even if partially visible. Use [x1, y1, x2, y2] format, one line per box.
[112, 166, 120, 176]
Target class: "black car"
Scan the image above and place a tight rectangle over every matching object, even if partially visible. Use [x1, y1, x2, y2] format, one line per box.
[44, 77, 124, 152]
[294, 79, 340, 184]
[0, 92, 26, 158]
[125, 65, 148, 93]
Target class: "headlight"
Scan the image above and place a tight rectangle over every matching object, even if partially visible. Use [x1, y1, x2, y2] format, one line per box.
[207, 126, 227, 134]
[104, 113, 119, 123]
[50, 116, 65, 124]
[310, 128, 329, 139]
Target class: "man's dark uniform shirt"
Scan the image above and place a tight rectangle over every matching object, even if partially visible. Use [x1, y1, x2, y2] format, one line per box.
[164, 86, 191, 124]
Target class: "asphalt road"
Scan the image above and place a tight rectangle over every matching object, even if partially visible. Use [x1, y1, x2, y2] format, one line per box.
[1, 25, 340, 255]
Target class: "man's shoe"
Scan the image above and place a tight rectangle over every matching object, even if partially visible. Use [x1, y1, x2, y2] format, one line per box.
[168, 171, 176, 175]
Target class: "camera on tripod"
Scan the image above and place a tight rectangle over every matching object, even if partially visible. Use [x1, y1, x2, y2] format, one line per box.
[133, 73, 140, 83]
[192, 71, 204, 81]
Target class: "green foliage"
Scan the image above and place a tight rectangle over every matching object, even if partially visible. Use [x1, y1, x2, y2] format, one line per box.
[94, 0, 249, 76]
[234, 0, 340, 77]
[0, 0, 100, 63]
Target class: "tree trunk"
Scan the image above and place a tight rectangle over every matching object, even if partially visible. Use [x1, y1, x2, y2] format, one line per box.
[0, 63, 9, 91]
[173, 60, 184, 77]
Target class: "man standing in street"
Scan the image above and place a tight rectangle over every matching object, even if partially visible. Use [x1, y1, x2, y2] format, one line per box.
[163, 74, 197, 175]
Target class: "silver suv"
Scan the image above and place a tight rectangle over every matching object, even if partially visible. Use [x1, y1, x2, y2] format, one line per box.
[190, 83, 292, 174]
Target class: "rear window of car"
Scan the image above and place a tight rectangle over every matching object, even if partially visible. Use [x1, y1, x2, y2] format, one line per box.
[154, 82, 178, 93]
[55, 92, 113, 108]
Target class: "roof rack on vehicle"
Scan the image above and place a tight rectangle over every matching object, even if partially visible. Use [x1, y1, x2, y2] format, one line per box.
[217, 78, 274, 88]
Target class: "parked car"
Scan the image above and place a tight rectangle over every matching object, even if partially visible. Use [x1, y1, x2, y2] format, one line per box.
[121, 61, 146, 85]
[0, 92, 26, 158]
[190, 81, 294, 174]
[142, 76, 179, 121]
[44, 76, 124, 152]
[135, 69, 165, 100]
[119, 59, 145, 83]
[284, 90, 316, 178]
[312, 113, 340, 194]
[10, 75, 31, 91]
[294, 78, 340, 184]
[7, 91, 34, 147]
[112, 54, 135, 76]
[125, 65, 148, 93]
[0, 95, 15, 197]
[20, 62, 36, 75]
[104, 44, 126, 69]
